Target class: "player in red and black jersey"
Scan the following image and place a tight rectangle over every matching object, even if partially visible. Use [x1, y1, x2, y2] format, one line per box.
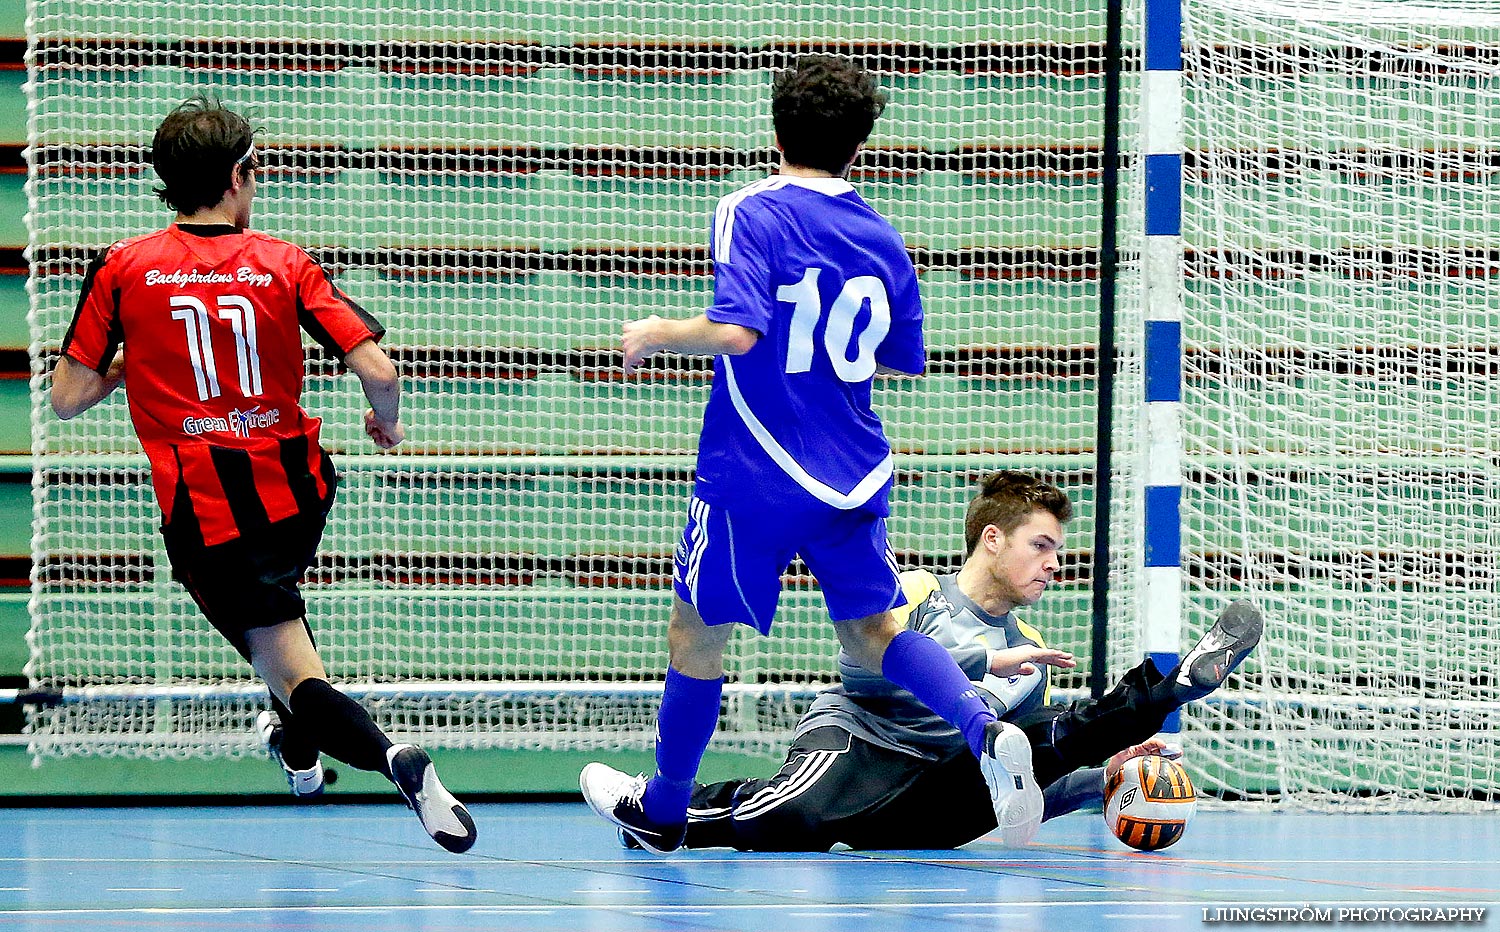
[50, 96, 476, 854]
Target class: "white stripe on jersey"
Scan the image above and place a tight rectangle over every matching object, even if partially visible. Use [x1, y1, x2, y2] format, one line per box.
[713, 177, 787, 265]
[721, 357, 894, 510]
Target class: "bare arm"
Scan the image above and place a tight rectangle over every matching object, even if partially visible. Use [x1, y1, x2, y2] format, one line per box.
[343, 339, 404, 449]
[51, 353, 125, 420]
[987, 645, 1076, 679]
[622, 313, 759, 373]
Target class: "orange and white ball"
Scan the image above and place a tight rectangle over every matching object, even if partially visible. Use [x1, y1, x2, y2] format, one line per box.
[1103, 754, 1197, 850]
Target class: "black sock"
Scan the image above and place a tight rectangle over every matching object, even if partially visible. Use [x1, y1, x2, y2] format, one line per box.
[270, 695, 320, 771]
[288, 678, 395, 778]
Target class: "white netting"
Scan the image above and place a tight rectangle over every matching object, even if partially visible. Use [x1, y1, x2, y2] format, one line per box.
[1180, 0, 1500, 807]
[25, 2, 1128, 758]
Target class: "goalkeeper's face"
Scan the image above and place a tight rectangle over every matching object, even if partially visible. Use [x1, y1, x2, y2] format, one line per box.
[989, 511, 1065, 609]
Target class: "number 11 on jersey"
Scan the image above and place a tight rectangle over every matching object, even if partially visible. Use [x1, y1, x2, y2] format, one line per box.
[169, 294, 264, 401]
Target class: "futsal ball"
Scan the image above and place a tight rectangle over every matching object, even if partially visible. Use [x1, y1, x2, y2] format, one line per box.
[1103, 754, 1196, 851]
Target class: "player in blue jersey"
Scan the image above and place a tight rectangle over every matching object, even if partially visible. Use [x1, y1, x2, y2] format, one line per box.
[579, 55, 1049, 853]
[619, 472, 1262, 852]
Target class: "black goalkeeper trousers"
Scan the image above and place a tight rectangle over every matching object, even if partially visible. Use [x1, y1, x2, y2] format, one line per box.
[1013, 656, 1180, 789]
[684, 725, 994, 852]
[682, 658, 1180, 852]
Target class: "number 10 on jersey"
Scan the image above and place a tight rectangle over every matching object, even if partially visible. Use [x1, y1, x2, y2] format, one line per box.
[169, 294, 264, 401]
[778, 267, 891, 382]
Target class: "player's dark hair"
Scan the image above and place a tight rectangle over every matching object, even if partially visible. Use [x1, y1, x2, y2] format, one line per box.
[150, 96, 257, 215]
[772, 54, 888, 175]
[964, 471, 1073, 556]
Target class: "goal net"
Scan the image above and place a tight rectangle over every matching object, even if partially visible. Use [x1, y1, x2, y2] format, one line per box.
[25, 3, 1134, 758]
[1178, 0, 1500, 807]
[30, 0, 1499, 811]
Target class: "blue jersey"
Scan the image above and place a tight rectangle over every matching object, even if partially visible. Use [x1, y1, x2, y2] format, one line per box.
[694, 175, 925, 514]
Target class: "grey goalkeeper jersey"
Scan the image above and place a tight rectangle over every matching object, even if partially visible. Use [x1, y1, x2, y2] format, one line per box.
[797, 570, 1053, 761]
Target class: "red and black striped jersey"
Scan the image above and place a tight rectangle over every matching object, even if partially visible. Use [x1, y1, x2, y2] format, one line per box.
[62, 223, 385, 546]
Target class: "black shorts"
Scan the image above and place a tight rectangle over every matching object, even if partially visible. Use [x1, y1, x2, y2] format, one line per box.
[162, 498, 332, 660]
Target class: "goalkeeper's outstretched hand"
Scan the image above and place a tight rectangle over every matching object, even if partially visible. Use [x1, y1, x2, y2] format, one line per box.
[988, 645, 1076, 678]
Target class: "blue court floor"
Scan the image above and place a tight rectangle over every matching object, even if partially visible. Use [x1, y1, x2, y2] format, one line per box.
[0, 803, 1496, 931]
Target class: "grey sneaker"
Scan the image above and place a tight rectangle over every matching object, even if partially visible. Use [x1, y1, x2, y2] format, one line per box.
[979, 720, 1044, 847]
[388, 744, 477, 853]
[255, 710, 325, 799]
[580, 763, 686, 854]
[1171, 600, 1264, 702]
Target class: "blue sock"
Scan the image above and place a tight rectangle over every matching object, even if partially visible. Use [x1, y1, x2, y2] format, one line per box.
[641, 667, 723, 823]
[880, 629, 998, 758]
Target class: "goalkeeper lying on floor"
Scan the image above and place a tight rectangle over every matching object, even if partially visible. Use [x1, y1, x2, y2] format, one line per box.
[622, 470, 1261, 852]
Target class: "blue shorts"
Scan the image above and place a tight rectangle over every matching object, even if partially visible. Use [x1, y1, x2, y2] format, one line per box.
[672, 496, 906, 635]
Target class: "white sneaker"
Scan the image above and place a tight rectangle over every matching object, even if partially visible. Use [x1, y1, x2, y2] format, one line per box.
[388, 744, 477, 853]
[579, 763, 686, 854]
[255, 710, 325, 799]
[979, 720, 1044, 847]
